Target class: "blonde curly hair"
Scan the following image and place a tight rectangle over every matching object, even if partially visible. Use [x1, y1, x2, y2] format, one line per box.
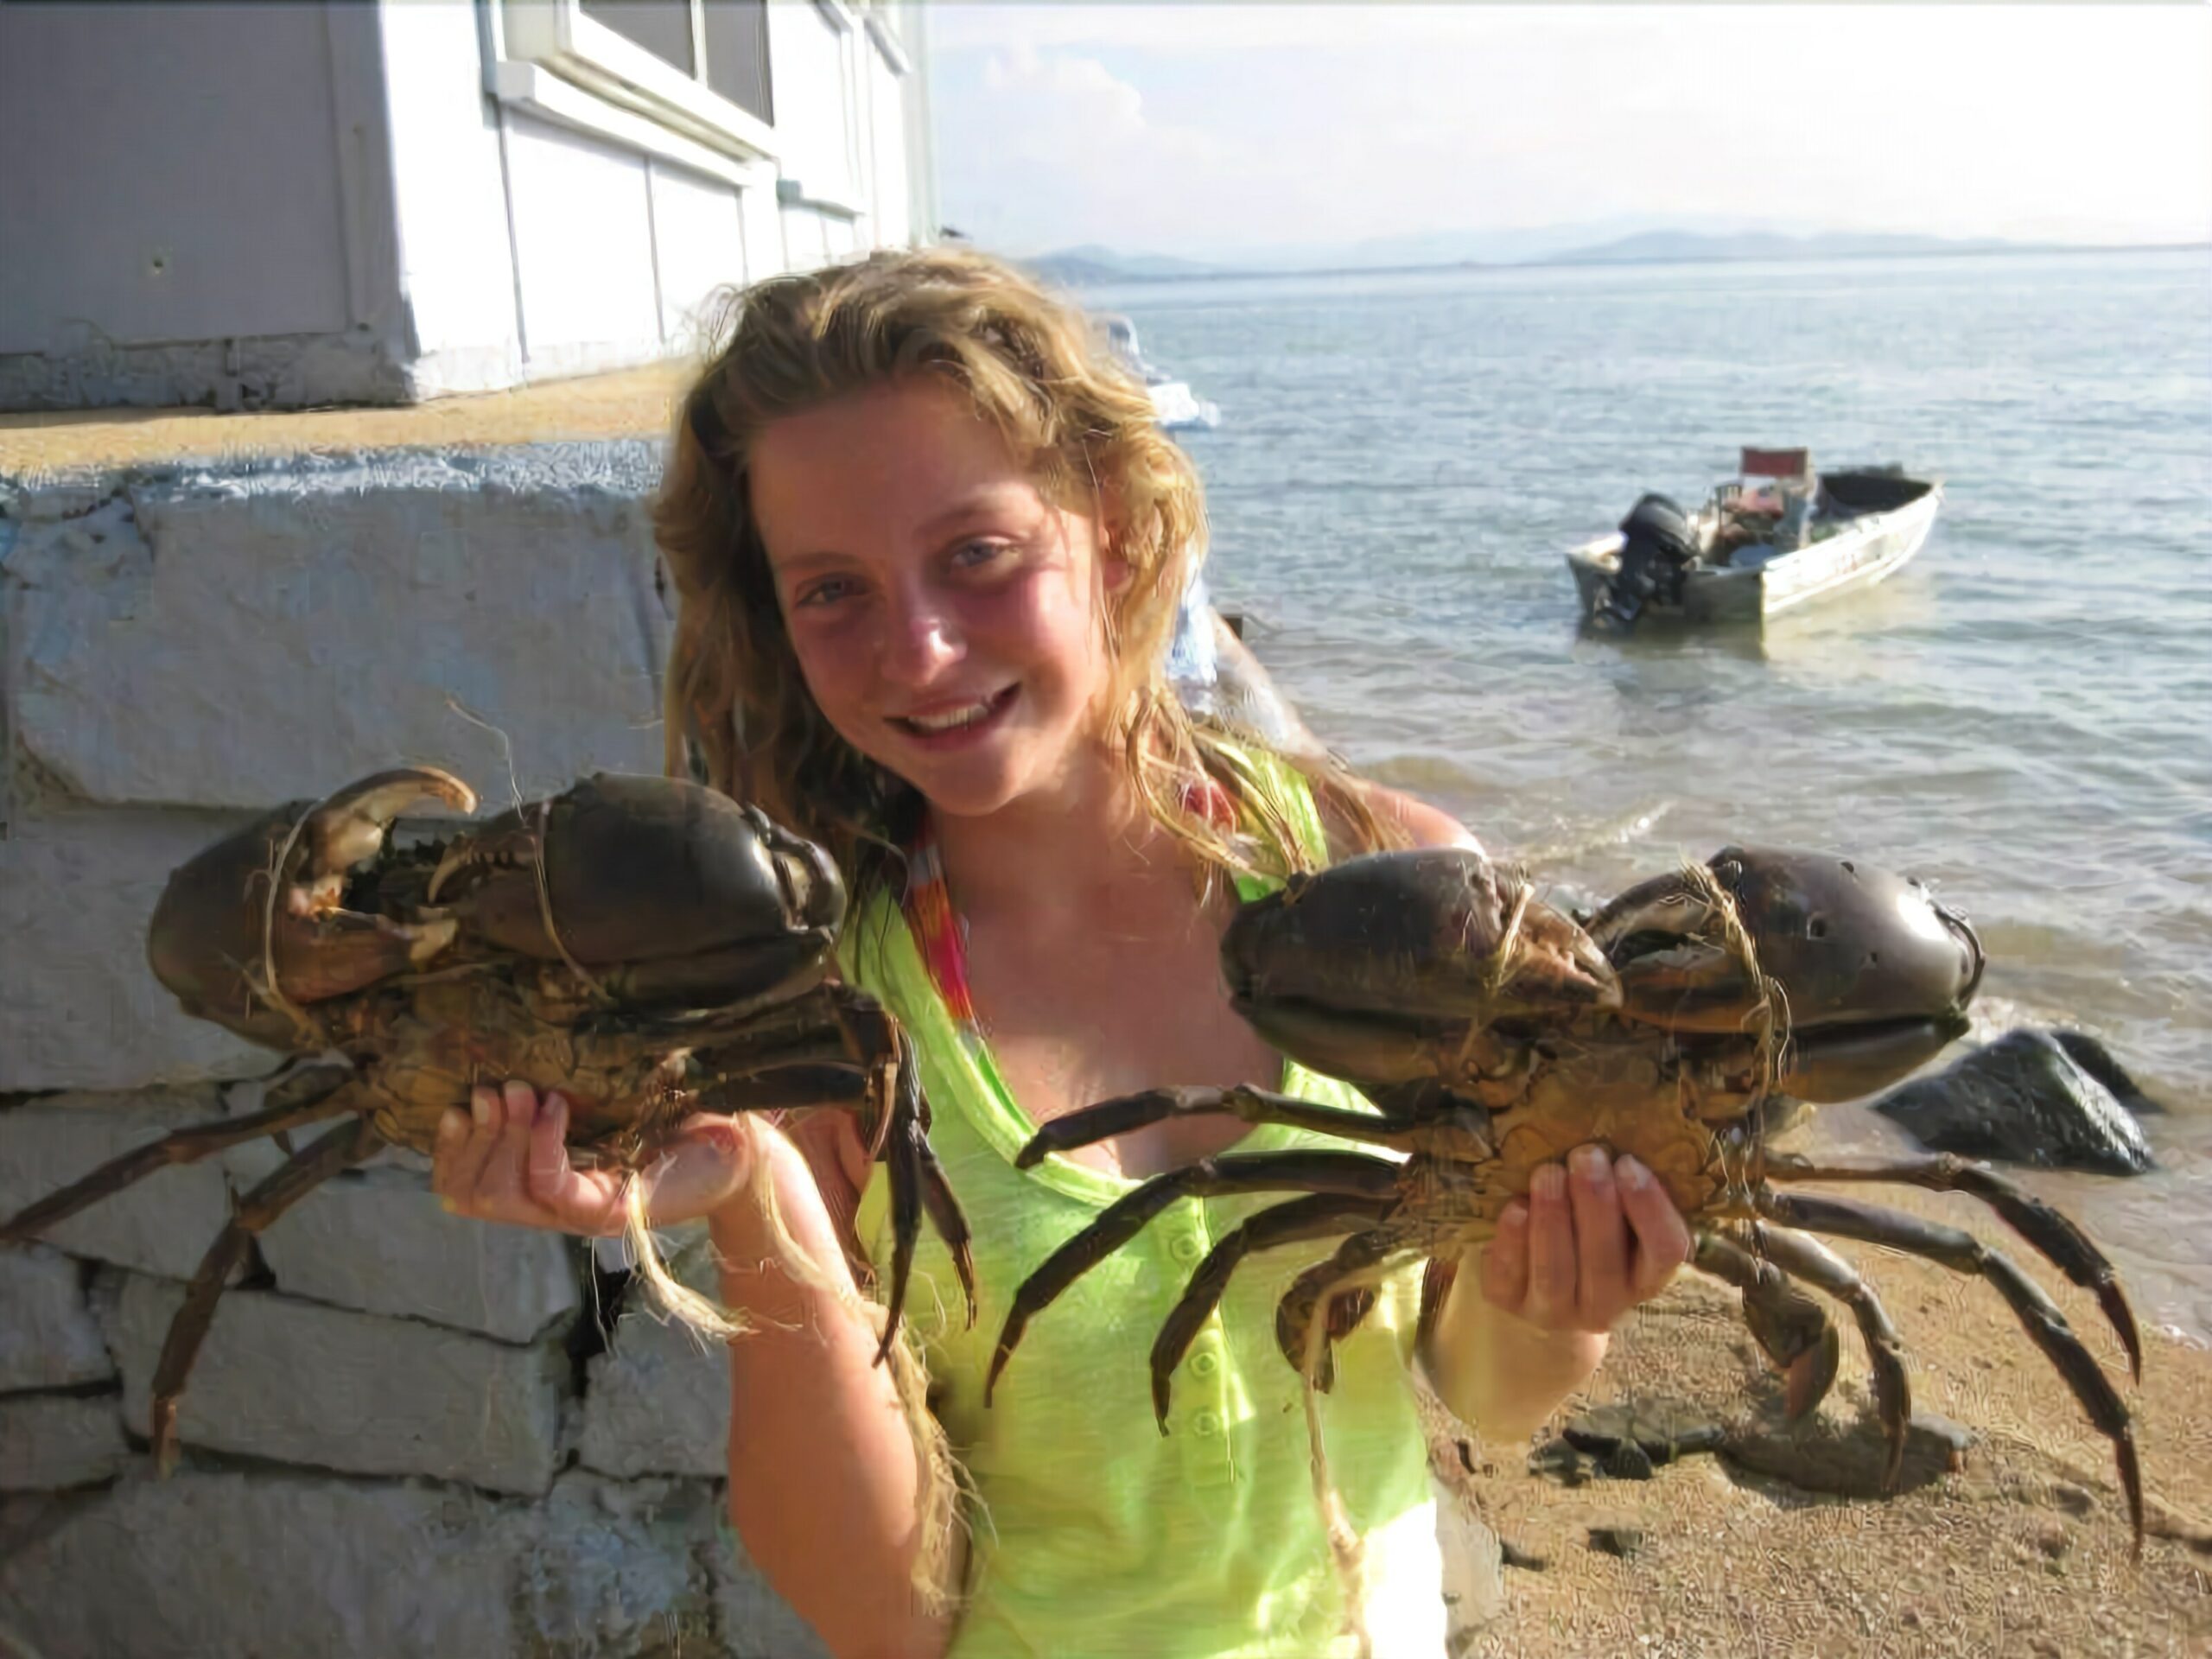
[654, 245, 1377, 900]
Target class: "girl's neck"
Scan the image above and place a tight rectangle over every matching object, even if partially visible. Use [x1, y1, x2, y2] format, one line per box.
[925, 740, 1180, 926]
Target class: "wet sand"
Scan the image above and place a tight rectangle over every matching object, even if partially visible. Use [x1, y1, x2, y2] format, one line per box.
[1455, 1183, 2211, 1657]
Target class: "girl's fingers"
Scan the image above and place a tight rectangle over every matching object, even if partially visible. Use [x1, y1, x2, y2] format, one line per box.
[1480, 1201, 1531, 1313]
[470, 1080, 537, 1208]
[1522, 1164, 1575, 1326]
[1567, 1144, 1629, 1320]
[435, 1085, 505, 1209]
[1618, 1155, 1693, 1300]
[430, 1107, 467, 1197]
[524, 1091, 599, 1224]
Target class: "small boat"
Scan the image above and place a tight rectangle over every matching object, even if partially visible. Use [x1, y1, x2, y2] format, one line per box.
[1567, 448, 1942, 630]
[1101, 315, 1221, 432]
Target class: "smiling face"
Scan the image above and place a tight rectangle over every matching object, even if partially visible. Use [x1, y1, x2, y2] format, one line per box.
[749, 377, 1128, 823]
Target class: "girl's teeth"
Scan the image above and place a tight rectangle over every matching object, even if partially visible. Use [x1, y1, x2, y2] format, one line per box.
[909, 700, 994, 733]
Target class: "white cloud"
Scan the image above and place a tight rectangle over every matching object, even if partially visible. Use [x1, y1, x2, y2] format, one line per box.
[930, 5, 2212, 257]
[933, 39, 1249, 250]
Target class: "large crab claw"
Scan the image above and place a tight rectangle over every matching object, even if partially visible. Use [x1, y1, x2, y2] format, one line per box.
[146, 767, 477, 1049]
[422, 773, 846, 1007]
[1587, 846, 1986, 1102]
[1219, 847, 1618, 1088]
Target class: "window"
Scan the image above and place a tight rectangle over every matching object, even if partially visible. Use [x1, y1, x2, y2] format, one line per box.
[493, 0, 778, 173]
[701, 1, 773, 125]
[580, 2, 696, 78]
[491, 0, 906, 208]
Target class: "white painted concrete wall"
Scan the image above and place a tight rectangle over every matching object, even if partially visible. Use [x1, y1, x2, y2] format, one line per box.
[868, 32, 916, 249]
[376, 0, 528, 395]
[769, 1, 861, 210]
[1, 0, 934, 410]
[0, 448, 832, 1656]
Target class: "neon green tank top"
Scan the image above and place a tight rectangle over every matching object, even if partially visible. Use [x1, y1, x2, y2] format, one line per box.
[847, 760, 1444, 1659]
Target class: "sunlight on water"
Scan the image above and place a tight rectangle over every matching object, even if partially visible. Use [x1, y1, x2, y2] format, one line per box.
[1102, 248, 2212, 1337]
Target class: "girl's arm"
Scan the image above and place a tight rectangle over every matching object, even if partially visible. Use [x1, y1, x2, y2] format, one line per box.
[434, 1085, 957, 1659]
[712, 1115, 960, 1659]
[1346, 778, 1485, 854]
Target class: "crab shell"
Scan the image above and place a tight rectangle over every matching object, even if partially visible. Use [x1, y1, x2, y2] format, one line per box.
[1591, 845, 1986, 1102]
[1221, 843, 1984, 1111]
[145, 768, 845, 1052]
[424, 772, 843, 964]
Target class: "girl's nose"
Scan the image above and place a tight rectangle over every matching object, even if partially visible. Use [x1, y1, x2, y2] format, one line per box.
[880, 591, 963, 685]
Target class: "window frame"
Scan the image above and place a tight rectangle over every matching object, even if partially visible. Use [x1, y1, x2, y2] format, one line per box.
[484, 0, 909, 214]
[488, 0, 779, 183]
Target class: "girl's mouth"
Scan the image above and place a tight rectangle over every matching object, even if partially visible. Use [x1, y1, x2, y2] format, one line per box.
[890, 685, 1019, 747]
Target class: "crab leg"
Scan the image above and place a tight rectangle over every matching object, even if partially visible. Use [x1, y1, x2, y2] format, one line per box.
[1692, 1229, 1845, 1421]
[695, 1064, 871, 1113]
[1764, 1152, 2141, 1379]
[836, 1002, 973, 1360]
[597, 937, 835, 1026]
[689, 1001, 976, 1355]
[1014, 1084, 1449, 1167]
[1739, 1224, 1914, 1484]
[914, 1130, 974, 1323]
[1274, 1225, 1415, 1390]
[1149, 1193, 1399, 1429]
[1758, 1188, 2143, 1554]
[0, 1065, 360, 1245]
[149, 1115, 385, 1471]
[986, 1151, 1402, 1402]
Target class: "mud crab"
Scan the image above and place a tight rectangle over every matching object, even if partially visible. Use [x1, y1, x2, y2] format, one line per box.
[986, 847, 2143, 1548]
[3, 767, 973, 1465]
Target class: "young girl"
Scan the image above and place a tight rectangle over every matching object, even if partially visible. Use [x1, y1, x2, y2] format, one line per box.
[431, 248, 1691, 1659]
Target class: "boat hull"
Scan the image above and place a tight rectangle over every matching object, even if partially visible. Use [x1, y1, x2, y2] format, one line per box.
[1567, 474, 1942, 626]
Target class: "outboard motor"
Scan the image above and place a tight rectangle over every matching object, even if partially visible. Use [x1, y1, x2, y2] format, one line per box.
[1593, 493, 1699, 631]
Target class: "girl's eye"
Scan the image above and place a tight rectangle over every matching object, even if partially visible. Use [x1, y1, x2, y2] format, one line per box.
[952, 538, 1013, 570]
[792, 575, 860, 609]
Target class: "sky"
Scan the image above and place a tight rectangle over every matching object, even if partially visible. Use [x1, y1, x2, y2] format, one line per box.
[924, 4, 2212, 261]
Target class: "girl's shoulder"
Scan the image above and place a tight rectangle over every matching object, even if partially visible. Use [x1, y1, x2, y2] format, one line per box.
[1212, 736, 1478, 870]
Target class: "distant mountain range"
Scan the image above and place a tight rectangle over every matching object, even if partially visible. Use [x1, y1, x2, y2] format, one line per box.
[1554, 229, 2019, 264]
[1024, 244, 1224, 284]
[1020, 225, 2146, 287]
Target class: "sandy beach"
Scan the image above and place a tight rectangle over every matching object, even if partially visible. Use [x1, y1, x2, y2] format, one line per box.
[1446, 1183, 2210, 1657]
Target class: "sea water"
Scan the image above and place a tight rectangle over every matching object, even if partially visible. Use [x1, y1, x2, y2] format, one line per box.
[1094, 247, 2212, 1343]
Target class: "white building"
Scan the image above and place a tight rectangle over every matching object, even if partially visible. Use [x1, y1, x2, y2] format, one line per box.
[0, 0, 936, 410]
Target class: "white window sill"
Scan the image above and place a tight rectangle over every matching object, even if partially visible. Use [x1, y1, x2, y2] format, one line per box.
[490, 60, 769, 188]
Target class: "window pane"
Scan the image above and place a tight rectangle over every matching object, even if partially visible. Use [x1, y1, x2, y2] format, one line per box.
[702, 0, 772, 124]
[581, 0, 696, 76]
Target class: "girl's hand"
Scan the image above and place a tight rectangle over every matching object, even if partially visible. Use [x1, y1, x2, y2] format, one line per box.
[1478, 1144, 1693, 1332]
[431, 1080, 764, 1237]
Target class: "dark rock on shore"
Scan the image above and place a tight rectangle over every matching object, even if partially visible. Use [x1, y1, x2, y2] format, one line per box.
[1561, 1402, 1727, 1478]
[1723, 1408, 1974, 1497]
[1871, 1027, 2158, 1174]
[2046, 1028, 2166, 1116]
